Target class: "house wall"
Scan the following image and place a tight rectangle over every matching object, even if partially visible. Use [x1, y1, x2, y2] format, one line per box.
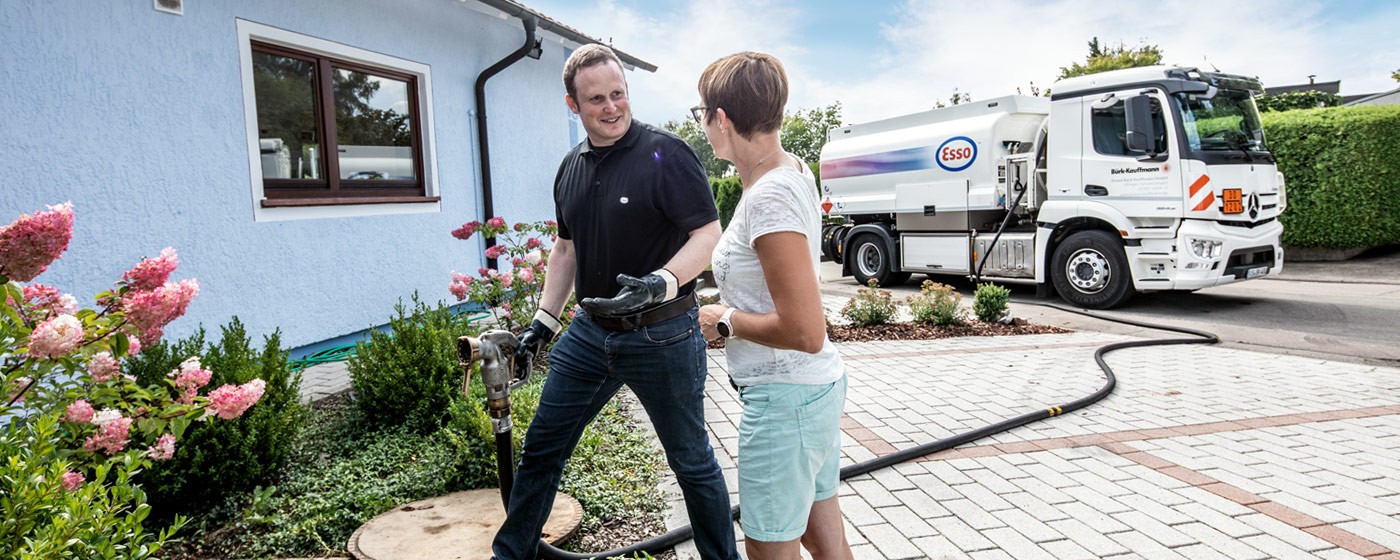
[0, 0, 581, 351]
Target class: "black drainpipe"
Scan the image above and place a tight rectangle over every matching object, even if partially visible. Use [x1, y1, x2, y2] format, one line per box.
[475, 14, 538, 269]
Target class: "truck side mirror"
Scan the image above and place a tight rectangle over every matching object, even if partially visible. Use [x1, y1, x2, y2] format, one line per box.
[1124, 95, 1153, 154]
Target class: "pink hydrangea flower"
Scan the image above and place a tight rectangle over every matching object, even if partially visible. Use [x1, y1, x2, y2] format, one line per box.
[525, 237, 543, 249]
[486, 216, 506, 229]
[513, 222, 528, 232]
[84, 412, 132, 456]
[500, 274, 513, 289]
[517, 267, 535, 284]
[524, 250, 543, 266]
[146, 434, 176, 461]
[205, 378, 266, 420]
[124, 336, 142, 357]
[0, 202, 73, 282]
[484, 245, 505, 259]
[61, 470, 85, 491]
[168, 357, 212, 403]
[451, 220, 481, 240]
[21, 284, 78, 322]
[477, 267, 490, 277]
[88, 351, 120, 383]
[121, 247, 179, 292]
[29, 314, 83, 358]
[512, 257, 525, 267]
[64, 399, 95, 423]
[122, 279, 199, 345]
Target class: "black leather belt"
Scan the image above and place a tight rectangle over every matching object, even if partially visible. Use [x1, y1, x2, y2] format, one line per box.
[591, 292, 696, 332]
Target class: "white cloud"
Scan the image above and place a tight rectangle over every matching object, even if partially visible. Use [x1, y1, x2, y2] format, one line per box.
[531, 0, 1400, 126]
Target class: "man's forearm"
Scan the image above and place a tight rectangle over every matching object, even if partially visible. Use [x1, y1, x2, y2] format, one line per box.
[661, 220, 722, 285]
[537, 239, 576, 318]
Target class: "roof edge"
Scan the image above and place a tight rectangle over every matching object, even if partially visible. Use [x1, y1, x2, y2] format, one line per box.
[463, 0, 658, 73]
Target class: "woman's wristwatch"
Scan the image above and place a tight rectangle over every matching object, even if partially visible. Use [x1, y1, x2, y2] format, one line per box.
[716, 307, 737, 339]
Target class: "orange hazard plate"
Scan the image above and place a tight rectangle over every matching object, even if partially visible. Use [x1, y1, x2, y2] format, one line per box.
[1222, 188, 1243, 214]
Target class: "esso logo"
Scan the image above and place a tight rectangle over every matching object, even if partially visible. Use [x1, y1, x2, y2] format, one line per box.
[936, 136, 977, 172]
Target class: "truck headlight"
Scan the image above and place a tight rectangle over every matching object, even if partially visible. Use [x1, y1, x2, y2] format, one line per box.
[1188, 238, 1223, 259]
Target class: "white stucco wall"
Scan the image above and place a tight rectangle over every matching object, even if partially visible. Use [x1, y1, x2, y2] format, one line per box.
[0, 0, 585, 351]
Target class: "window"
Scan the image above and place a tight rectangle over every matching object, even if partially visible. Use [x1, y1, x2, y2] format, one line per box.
[1090, 97, 1168, 157]
[238, 20, 438, 221]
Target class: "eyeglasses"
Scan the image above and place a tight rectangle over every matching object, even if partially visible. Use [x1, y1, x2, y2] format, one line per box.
[689, 105, 709, 125]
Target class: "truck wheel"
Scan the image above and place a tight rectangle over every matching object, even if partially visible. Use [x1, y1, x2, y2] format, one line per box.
[1051, 230, 1133, 309]
[850, 233, 910, 287]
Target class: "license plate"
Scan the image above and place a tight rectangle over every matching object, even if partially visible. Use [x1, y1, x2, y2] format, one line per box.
[1222, 188, 1244, 214]
[1245, 266, 1268, 279]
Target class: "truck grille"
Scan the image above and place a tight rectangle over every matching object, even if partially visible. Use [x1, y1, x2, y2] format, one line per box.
[1224, 246, 1275, 279]
[1218, 217, 1276, 229]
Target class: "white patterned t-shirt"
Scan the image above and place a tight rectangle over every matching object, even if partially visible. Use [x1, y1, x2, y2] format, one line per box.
[711, 155, 843, 386]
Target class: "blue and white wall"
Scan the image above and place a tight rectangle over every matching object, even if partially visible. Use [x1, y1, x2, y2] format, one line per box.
[0, 0, 587, 352]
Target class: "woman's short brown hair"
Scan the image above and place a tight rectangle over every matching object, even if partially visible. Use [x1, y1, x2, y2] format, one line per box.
[563, 44, 625, 102]
[698, 52, 788, 139]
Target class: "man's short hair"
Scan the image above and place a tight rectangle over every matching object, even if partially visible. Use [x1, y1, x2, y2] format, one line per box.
[563, 44, 625, 101]
[698, 52, 788, 139]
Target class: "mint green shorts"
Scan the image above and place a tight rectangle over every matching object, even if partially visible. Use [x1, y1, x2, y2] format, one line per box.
[736, 373, 847, 542]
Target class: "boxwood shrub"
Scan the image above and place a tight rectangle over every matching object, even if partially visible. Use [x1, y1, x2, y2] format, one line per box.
[1263, 105, 1400, 249]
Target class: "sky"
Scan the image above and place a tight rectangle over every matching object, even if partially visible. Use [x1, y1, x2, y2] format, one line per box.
[521, 0, 1400, 126]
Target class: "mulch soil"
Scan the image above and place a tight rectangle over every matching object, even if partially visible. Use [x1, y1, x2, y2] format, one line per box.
[708, 318, 1070, 349]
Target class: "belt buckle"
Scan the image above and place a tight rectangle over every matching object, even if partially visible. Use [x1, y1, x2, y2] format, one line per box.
[618, 314, 641, 331]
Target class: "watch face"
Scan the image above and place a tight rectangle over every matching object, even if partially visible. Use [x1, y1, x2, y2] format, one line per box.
[717, 320, 732, 338]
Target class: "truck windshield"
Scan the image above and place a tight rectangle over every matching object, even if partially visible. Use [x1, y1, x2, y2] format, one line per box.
[1174, 90, 1267, 153]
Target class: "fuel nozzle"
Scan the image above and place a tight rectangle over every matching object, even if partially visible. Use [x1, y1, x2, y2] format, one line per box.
[457, 329, 522, 434]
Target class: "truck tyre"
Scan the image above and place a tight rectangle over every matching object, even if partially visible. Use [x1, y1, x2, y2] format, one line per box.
[850, 233, 910, 287]
[1051, 230, 1133, 309]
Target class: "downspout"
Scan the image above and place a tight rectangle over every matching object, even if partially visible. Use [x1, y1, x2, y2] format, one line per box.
[475, 14, 538, 269]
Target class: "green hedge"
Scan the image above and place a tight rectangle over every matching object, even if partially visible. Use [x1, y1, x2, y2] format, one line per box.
[1263, 105, 1400, 248]
[711, 176, 742, 229]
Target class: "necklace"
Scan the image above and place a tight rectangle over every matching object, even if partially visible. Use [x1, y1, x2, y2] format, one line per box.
[746, 148, 784, 180]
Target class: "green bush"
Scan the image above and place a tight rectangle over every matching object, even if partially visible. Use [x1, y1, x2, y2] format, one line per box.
[907, 280, 965, 325]
[1, 415, 184, 560]
[840, 279, 897, 326]
[973, 283, 1011, 323]
[1263, 105, 1400, 249]
[1256, 90, 1341, 112]
[123, 317, 306, 519]
[348, 295, 479, 435]
[711, 176, 743, 229]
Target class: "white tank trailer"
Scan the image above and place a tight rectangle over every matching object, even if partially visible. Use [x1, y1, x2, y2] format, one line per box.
[818, 66, 1285, 309]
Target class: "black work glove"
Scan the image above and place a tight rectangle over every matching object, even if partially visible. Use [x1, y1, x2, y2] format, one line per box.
[514, 310, 561, 382]
[578, 271, 675, 317]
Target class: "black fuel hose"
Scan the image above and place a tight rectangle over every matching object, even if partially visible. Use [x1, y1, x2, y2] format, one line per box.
[521, 301, 1218, 560]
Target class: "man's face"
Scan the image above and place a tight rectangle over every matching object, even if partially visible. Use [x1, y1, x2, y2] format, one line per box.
[566, 61, 631, 147]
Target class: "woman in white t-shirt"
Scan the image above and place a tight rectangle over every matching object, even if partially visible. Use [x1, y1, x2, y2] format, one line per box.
[694, 52, 854, 560]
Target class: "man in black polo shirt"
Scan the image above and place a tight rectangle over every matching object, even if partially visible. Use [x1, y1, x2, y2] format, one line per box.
[491, 44, 737, 560]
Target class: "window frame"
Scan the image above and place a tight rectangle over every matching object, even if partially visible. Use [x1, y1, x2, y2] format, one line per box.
[237, 19, 440, 222]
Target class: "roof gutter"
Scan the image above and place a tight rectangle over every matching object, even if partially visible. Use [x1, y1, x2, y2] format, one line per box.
[474, 12, 538, 268]
[470, 0, 657, 72]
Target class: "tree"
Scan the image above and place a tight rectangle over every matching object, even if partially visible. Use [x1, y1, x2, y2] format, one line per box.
[663, 101, 845, 181]
[1392, 68, 1399, 83]
[780, 102, 844, 180]
[934, 90, 972, 109]
[1057, 37, 1163, 80]
[663, 118, 730, 178]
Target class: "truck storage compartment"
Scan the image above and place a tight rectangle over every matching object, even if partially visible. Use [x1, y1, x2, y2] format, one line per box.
[901, 234, 970, 274]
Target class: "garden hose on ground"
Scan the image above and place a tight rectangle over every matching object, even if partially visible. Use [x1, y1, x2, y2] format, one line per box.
[483, 302, 1217, 560]
[288, 311, 492, 372]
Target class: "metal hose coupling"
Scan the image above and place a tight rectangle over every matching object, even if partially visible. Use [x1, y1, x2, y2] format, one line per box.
[456, 330, 523, 435]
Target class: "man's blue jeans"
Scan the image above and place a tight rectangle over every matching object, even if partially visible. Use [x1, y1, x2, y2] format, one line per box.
[491, 307, 738, 560]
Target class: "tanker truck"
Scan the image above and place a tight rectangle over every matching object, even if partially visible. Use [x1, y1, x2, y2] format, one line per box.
[818, 66, 1285, 309]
